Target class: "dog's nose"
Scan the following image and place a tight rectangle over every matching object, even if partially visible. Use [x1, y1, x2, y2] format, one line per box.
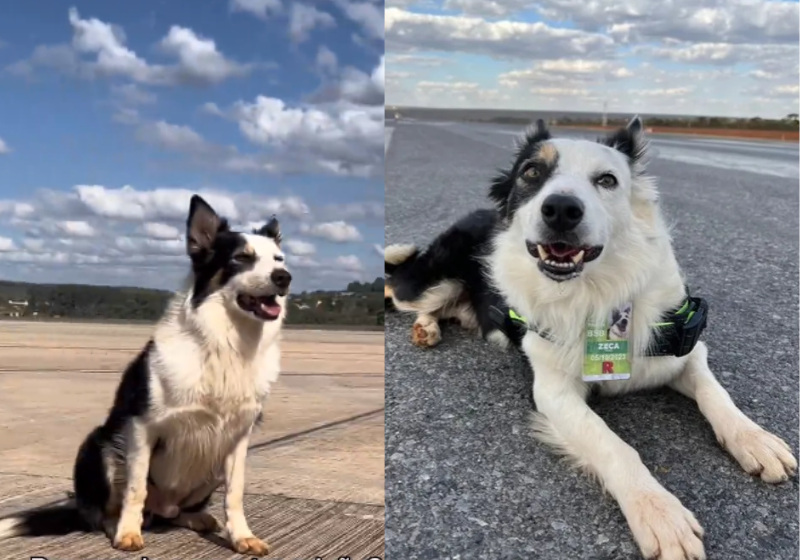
[541, 194, 584, 232]
[271, 269, 292, 290]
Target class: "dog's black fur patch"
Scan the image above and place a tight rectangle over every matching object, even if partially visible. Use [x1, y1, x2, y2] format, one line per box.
[489, 119, 554, 219]
[386, 209, 524, 346]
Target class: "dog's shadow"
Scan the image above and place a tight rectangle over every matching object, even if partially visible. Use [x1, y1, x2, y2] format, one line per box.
[145, 514, 231, 550]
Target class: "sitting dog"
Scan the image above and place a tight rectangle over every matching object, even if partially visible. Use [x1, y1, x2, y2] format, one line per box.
[0, 195, 291, 556]
[385, 118, 797, 560]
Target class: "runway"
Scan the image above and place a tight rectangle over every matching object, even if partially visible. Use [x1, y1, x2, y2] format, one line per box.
[384, 119, 799, 559]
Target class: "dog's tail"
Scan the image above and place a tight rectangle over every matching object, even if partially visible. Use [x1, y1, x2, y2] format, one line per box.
[384, 243, 419, 276]
[0, 505, 88, 540]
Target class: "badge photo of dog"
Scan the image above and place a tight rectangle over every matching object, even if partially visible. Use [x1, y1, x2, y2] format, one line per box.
[608, 303, 632, 340]
[0, 195, 291, 556]
[385, 118, 797, 560]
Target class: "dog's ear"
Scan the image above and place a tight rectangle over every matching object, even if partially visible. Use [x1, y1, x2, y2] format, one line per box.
[490, 119, 552, 214]
[186, 195, 228, 259]
[598, 115, 648, 172]
[254, 215, 282, 246]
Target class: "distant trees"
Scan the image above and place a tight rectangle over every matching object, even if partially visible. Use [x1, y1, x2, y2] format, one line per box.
[0, 278, 385, 327]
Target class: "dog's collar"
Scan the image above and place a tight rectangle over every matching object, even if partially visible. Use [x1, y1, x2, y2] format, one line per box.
[490, 286, 708, 358]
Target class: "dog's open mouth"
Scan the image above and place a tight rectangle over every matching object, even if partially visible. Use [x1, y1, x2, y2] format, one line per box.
[236, 293, 281, 321]
[526, 241, 603, 282]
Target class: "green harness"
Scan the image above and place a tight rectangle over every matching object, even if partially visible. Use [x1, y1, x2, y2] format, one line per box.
[490, 287, 708, 358]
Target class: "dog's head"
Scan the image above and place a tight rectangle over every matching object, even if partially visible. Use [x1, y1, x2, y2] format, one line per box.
[489, 117, 654, 283]
[611, 303, 632, 331]
[185, 195, 291, 323]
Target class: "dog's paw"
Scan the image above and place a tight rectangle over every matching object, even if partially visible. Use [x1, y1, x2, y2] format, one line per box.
[411, 318, 441, 348]
[113, 531, 145, 552]
[173, 511, 221, 533]
[623, 488, 705, 560]
[722, 421, 797, 483]
[232, 536, 270, 556]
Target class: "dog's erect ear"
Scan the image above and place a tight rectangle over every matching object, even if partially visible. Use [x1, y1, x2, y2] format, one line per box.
[598, 115, 648, 172]
[255, 215, 282, 246]
[490, 119, 552, 214]
[186, 195, 227, 258]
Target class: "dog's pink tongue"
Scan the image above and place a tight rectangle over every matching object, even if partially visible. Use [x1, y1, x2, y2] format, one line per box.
[549, 243, 577, 258]
[260, 301, 281, 318]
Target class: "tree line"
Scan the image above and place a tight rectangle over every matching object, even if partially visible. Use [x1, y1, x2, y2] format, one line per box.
[0, 278, 385, 327]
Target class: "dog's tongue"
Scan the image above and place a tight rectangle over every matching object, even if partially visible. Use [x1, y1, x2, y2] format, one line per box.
[549, 243, 578, 258]
[259, 298, 281, 319]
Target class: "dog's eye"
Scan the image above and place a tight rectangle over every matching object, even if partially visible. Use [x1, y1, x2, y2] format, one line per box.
[233, 253, 255, 263]
[522, 166, 540, 180]
[595, 174, 618, 189]
[274, 255, 284, 262]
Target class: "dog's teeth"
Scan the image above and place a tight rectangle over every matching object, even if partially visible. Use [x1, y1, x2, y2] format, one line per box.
[538, 244, 549, 260]
[571, 250, 585, 264]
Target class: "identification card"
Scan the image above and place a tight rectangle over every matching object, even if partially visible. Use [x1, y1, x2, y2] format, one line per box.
[583, 303, 632, 382]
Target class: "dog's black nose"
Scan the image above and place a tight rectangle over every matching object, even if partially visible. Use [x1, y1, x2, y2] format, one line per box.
[271, 269, 292, 290]
[541, 194, 584, 231]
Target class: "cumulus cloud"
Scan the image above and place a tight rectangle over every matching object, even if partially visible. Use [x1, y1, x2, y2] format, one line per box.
[385, 8, 614, 60]
[214, 64, 384, 176]
[335, 254, 364, 272]
[284, 239, 316, 256]
[289, 4, 336, 43]
[331, 0, 384, 40]
[300, 221, 363, 242]
[0, 137, 9, 154]
[0, 186, 377, 290]
[8, 8, 254, 86]
[141, 222, 180, 239]
[0, 237, 16, 252]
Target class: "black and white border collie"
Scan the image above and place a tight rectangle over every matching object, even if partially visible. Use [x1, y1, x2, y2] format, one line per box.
[0, 195, 291, 556]
[385, 118, 796, 560]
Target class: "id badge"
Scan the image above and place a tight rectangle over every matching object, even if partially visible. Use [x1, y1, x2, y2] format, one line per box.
[583, 303, 632, 382]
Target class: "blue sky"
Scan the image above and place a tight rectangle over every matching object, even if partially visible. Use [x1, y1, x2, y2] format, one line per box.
[385, 0, 799, 119]
[0, 0, 385, 291]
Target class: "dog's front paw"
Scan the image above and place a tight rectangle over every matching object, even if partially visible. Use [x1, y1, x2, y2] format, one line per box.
[623, 488, 705, 560]
[113, 531, 145, 552]
[411, 317, 441, 348]
[232, 535, 270, 556]
[722, 421, 797, 483]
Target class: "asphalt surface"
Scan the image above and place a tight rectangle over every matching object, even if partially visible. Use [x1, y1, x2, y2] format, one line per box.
[384, 120, 800, 560]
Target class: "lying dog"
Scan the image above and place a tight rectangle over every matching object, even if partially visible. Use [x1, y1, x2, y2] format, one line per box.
[385, 118, 796, 559]
[0, 195, 291, 556]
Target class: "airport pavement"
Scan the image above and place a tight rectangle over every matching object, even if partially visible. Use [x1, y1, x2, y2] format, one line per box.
[384, 120, 800, 559]
[0, 321, 385, 560]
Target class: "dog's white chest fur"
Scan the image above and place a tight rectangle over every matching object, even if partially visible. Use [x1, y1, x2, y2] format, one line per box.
[144, 306, 281, 496]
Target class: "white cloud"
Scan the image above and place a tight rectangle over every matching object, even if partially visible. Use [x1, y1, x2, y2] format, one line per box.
[331, 0, 384, 39]
[0, 137, 10, 154]
[141, 222, 180, 239]
[316, 46, 339, 74]
[8, 8, 253, 86]
[385, 8, 614, 61]
[57, 221, 96, 237]
[220, 91, 383, 176]
[335, 254, 364, 272]
[230, 0, 283, 19]
[0, 186, 380, 290]
[289, 4, 336, 43]
[285, 239, 316, 256]
[372, 244, 384, 257]
[300, 221, 362, 242]
[0, 237, 16, 252]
